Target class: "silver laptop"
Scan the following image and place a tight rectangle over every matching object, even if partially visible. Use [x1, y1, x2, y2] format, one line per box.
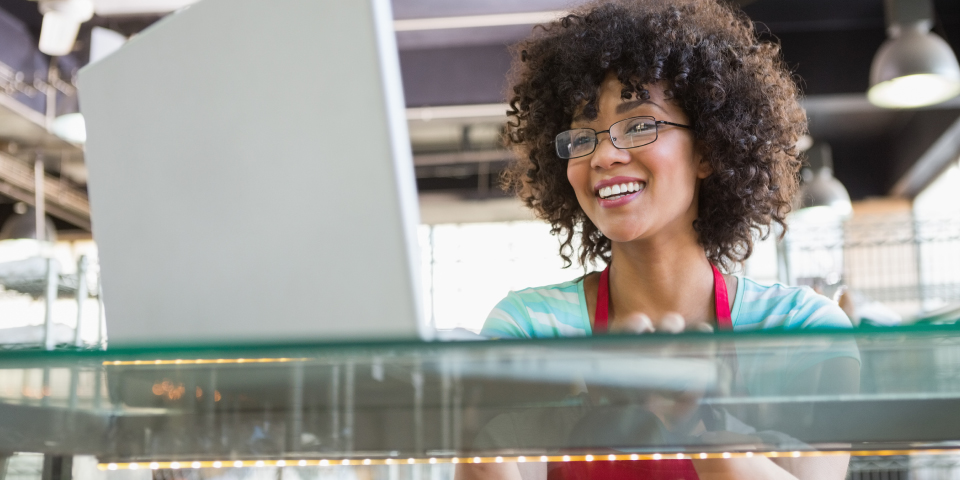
[78, 0, 432, 345]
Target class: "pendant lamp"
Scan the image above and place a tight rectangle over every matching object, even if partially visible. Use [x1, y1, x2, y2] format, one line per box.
[38, 0, 94, 56]
[795, 143, 853, 220]
[0, 205, 58, 243]
[868, 0, 960, 108]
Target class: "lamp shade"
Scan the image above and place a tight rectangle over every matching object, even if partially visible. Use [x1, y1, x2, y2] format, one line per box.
[0, 208, 58, 243]
[51, 113, 86, 144]
[797, 167, 853, 219]
[38, 0, 94, 56]
[868, 23, 960, 108]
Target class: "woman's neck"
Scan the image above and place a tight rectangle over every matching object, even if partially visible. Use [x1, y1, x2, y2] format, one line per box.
[608, 231, 716, 327]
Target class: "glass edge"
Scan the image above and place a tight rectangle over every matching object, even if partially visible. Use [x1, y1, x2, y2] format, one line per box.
[0, 324, 955, 363]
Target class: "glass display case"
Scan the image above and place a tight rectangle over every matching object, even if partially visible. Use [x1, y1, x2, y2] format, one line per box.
[2, 326, 960, 479]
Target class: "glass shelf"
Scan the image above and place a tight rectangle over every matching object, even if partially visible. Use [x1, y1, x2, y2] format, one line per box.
[2, 326, 960, 475]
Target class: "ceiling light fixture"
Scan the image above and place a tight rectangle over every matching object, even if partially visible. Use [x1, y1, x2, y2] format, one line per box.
[89, 26, 127, 64]
[0, 204, 58, 243]
[796, 143, 852, 220]
[868, 0, 960, 108]
[38, 0, 95, 56]
[51, 112, 86, 144]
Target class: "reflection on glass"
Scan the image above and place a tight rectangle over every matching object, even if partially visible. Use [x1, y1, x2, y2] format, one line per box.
[459, 334, 859, 479]
[5, 329, 960, 469]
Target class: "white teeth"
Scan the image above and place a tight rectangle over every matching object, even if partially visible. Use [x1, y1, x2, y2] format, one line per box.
[598, 181, 644, 199]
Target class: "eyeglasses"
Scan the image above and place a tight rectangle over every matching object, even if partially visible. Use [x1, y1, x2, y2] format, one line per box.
[555, 116, 692, 160]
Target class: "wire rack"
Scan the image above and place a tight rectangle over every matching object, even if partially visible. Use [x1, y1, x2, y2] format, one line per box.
[847, 454, 960, 479]
[785, 212, 960, 316]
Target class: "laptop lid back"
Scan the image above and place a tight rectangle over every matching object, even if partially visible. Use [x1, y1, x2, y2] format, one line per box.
[78, 0, 427, 345]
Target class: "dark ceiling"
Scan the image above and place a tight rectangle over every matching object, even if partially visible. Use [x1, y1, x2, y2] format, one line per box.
[2, 0, 957, 98]
[393, 0, 960, 201]
[1, 0, 959, 203]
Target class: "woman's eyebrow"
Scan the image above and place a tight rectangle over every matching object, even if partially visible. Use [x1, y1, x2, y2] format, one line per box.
[570, 98, 665, 123]
[615, 98, 665, 115]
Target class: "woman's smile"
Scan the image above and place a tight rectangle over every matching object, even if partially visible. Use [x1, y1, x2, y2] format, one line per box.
[594, 176, 645, 208]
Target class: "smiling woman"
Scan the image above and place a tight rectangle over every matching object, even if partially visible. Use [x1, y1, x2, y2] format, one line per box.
[464, 0, 860, 479]
[504, 0, 806, 271]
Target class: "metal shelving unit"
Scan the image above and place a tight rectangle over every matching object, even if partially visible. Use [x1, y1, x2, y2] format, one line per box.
[784, 212, 960, 319]
[0, 255, 103, 350]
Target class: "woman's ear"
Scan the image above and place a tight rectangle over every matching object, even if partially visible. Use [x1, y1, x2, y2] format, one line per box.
[695, 146, 712, 179]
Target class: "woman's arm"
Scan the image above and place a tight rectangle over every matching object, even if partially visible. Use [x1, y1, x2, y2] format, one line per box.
[455, 463, 524, 480]
[456, 461, 546, 480]
[692, 456, 799, 480]
[768, 356, 861, 480]
[768, 454, 851, 480]
[694, 355, 860, 480]
[621, 313, 860, 480]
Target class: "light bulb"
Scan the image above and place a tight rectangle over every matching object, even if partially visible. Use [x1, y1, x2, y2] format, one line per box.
[868, 73, 960, 108]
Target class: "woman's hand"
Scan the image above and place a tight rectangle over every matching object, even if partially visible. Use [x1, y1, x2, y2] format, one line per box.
[609, 312, 654, 333]
[604, 312, 717, 437]
[609, 312, 715, 334]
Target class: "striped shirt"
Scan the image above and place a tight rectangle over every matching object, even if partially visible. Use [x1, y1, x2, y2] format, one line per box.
[481, 275, 859, 395]
[482, 275, 855, 338]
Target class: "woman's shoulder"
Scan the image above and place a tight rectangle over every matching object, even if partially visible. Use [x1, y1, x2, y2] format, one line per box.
[481, 277, 591, 339]
[734, 276, 854, 330]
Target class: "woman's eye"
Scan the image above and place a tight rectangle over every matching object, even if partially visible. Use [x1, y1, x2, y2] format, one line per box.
[624, 121, 654, 135]
[572, 133, 593, 146]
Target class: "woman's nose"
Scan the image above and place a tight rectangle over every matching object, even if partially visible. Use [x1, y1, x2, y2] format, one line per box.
[590, 134, 631, 170]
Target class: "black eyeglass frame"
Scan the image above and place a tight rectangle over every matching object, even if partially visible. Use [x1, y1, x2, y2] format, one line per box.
[554, 116, 692, 160]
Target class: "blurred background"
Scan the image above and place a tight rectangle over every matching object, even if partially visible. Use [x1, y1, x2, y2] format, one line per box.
[0, 0, 958, 344]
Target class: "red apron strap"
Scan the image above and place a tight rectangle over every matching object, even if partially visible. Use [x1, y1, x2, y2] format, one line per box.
[712, 264, 733, 331]
[594, 264, 733, 333]
[594, 266, 611, 333]
[578, 263, 732, 480]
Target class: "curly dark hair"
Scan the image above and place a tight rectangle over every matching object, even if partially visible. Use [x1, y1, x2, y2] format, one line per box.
[502, 0, 806, 271]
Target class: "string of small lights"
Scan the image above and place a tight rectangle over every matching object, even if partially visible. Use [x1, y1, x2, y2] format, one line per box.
[98, 449, 960, 470]
[102, 357, 308, 366]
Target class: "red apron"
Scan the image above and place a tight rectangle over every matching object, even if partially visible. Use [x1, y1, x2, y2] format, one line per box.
[548, 264, 732, 480]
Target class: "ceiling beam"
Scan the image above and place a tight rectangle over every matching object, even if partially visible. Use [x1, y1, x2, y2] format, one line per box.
[890, 113, 960, 198]
[394, 11, 566, 31]
[0, 151, 90, 229]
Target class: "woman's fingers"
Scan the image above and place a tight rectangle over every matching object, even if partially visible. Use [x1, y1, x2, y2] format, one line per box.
[611, 313, 700, 334]
[659, 312, 686, 333]
[610, 313, 655, 333]
[690, 321, 715, 333]
[611, 313, 718, 334]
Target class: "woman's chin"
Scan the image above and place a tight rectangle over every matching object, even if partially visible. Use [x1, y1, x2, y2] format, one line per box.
[599, 228, 646, 244]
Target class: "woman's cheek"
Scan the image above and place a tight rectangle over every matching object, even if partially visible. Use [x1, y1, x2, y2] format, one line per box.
[565, 163, 578, 189]
[566, 164, 589, 205]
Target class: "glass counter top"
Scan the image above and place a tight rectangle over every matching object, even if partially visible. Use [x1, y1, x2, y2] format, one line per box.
[2, 326, 960, 471]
